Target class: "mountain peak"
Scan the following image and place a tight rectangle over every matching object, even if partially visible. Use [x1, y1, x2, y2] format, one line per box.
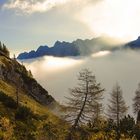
[37, 45, 49, 52]
[54, 40, 61, 47]
[125, 36, 140, 49]
[137, 36, 140, 40]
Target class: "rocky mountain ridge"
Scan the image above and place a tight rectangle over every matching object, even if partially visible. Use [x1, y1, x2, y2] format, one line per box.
[17, 36, 140, 60]
[125, 36, 140, 49]
[17, 36, 121, 59]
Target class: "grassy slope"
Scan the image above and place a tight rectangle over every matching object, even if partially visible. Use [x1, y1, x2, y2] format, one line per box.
[0, 79, 59, 121]
[0, 54, 59, 119]
[0, 55, 69, 139]
[0, 90, 68, 140]
[0, 78, 68, 140]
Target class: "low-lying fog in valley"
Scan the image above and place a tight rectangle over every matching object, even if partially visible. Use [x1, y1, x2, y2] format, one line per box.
[23, 50, 140, 115]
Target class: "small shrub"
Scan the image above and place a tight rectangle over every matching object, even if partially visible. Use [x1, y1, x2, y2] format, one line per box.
[120, 115, 135, 137]
[133, 124, 140, 140]
[0, 91, 17, 109]
[0, 117, 14, 140]
[15, 106, 33, 120]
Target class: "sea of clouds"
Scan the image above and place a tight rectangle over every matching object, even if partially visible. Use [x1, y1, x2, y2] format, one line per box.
[21, 49, 140, 115]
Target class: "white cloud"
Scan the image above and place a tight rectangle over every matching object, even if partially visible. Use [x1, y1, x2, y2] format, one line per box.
[78, 0, 140, 41]
[3, 0, 71, 14]
[3, 0, 101, 14]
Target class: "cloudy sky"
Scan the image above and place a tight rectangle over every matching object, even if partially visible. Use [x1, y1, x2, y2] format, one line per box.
[0, 0, 140, 55]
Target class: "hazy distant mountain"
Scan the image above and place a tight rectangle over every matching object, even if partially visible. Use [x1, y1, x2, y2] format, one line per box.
[17, 36, 121, 59]
[17, 41, 80, 59]
[125, 36, 140, 49]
